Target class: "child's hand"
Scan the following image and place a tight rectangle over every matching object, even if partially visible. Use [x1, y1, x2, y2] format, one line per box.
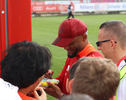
[34, 87, 47, 100]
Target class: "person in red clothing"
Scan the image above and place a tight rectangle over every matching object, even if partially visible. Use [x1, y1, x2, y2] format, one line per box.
[45, 18, 104, 99]
[0, 41, 52, 100]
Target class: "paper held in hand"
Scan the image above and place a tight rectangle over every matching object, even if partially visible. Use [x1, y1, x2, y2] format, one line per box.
[40, 77, 59, 87]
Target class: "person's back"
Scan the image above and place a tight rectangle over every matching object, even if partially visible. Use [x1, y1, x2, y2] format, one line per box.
[0, 41, 52, 100]
[67, 4, 72, 12]
[72, 57, 120, 100]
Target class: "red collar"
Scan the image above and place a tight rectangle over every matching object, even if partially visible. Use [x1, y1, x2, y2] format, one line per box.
[116, 55, 126, 66]
[78, 43, 96, 58]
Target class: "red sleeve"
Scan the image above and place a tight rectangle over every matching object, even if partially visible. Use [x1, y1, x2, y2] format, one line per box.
[87, 51, 104, 58]
[0, 66, 1, 78]
[55, 58, 70, 90]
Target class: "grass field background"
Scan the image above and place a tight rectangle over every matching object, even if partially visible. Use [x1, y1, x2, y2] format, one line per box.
[32, 14, 126, 100]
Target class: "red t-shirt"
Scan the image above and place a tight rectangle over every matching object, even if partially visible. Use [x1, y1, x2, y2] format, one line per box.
[56, 43, 104, 94]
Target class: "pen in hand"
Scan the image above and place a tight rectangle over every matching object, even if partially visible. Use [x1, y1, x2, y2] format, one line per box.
[49, 73, 51, 79]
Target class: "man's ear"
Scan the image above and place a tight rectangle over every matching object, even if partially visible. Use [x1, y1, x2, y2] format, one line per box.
[81, 33, 87, 41]
[66, 78, 70, 93]
[108, 96, 115, 100]
[110, 40, 116, 49]
[66, 78, 74, 93]
[69, 79, 74, 93]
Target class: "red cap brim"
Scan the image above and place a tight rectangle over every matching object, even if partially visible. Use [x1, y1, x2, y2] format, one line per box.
[52, 37, 74, 47]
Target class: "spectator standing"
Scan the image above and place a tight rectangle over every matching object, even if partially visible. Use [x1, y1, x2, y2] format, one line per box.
[96, 20, 126, 100]
[45, 18, 104, 99]
[67, 1, 74, 19]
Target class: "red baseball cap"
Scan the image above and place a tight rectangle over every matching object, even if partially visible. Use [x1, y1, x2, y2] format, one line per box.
[52, 18, 88, 47]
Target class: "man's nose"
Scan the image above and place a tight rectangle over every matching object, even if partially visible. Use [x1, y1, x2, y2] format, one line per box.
[97, 46, 101, 50]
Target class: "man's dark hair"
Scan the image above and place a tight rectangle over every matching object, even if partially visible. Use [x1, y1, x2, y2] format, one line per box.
[69, 57, 89, 80]
[1, 41, 52, 89]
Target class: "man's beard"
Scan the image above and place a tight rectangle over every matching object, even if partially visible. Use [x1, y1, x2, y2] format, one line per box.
[67, 48, 78, 58]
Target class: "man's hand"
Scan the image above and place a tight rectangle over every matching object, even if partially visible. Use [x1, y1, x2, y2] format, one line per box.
[44, 70, 54, 79]
[44, 81, 63, 99]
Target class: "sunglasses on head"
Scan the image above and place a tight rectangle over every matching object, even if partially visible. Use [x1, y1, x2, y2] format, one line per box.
[96, 39, 117, 47]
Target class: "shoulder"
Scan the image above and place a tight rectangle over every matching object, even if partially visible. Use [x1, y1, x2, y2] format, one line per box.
[117, 76, 126, 100]
[18, 91, 36, 100]
[87, 51, 104, 58]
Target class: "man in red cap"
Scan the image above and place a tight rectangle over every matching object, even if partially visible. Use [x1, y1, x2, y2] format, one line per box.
[45, 18, 104, 99]
[67, 1, 74, 19]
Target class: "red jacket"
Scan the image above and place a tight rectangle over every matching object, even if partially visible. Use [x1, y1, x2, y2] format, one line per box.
[56, 43, 104, 94]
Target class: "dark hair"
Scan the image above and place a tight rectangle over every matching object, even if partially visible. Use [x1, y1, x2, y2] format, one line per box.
[69, 57, 88, 80]
[1, 41, 52, 89]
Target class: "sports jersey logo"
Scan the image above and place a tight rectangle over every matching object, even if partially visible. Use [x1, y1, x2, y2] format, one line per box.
[65, 65, 70, 76]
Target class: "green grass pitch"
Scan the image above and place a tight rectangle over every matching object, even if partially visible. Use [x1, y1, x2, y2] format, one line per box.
[32, 14, 126, 100]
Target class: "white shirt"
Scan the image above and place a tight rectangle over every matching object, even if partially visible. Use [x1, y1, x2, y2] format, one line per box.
[117, 59, 126, 100]
[67, 5, 73, 13]
[0, 78, 22, 100]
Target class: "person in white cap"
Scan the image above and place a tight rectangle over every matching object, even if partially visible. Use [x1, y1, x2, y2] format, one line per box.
[0, 41, 52, 100]
[96, 20, 126, 100]
[45, 18, 104, 99]
[67, 1, 74, 19]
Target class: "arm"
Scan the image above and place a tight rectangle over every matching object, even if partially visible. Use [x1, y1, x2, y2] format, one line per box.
[43, 66, 66, 98]
[44, 81, 63, 99]
[71, 5, 74, 15]
[56, 58, 70, 90]
[44, 58, 70, 98]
